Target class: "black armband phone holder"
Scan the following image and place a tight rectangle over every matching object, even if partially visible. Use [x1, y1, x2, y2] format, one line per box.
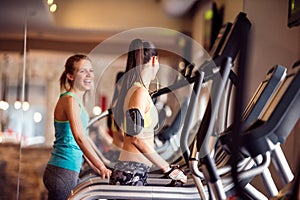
[125, 108, 144, 136]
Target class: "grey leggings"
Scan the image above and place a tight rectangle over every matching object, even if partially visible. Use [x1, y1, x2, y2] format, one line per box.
[43, 164, 79, 200]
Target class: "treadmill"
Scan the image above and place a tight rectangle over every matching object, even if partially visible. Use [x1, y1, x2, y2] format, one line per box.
[152, 12, 250, 165]
[71, 58, 232, 200]
[185, 12, 252, 200]
[188, 29, 290, 199]
[196, 64, 287, 200]
[74, 64, 287, 200]
[69, 12, 252, 200]
[218, 66, 300, 198]
[68, 61, 207, 200]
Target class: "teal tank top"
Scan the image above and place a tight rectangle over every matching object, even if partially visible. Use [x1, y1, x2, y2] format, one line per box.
[48, 92, 89, 172]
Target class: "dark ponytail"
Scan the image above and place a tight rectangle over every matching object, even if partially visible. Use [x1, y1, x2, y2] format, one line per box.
[114, 39, 143, 128]
[113, 39, 158, 129]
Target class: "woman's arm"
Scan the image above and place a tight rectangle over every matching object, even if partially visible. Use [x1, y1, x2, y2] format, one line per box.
[127, 88, 187, 183]
[130, 135, 170, 172]
[129, 134, 187, 183]
[65, 96, 111, 179]
[127, 88, 169, 172]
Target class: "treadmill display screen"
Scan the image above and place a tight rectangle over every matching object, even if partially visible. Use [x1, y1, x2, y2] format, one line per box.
[242, 80, 268, 120]
[260, 75, 294, 121]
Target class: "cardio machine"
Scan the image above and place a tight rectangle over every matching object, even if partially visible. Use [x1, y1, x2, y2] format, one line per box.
[220, 65, 300, 198]
[189, 42, 298, 200]
[70, 12, 255, 200]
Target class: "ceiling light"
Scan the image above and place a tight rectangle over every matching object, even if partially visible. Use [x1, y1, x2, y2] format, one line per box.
[0, 100, 9, 110]
[50, 4, 57, 13]
[14, 100, 21, 110]
[47, 0, 54, 5]
[22, 101, 30, 111]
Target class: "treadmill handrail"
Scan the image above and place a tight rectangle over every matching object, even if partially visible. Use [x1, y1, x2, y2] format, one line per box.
[87, 109, 111, 128]
[180, 70, 204, 165]
[196, 57, 232, 157]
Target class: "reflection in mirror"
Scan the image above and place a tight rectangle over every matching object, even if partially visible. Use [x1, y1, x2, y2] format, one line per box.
[0, 18, 29, 199]
[0, 55, 23, 200]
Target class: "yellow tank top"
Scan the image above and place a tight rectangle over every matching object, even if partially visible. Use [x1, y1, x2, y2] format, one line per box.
[123, 82, 158, 134]
[133, 82, 158, 130]
[119, 82, 158, 167]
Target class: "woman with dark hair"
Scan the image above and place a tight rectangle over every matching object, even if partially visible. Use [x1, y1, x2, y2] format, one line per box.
[110, 39, 187, 186]
[43, 54, 111, 200]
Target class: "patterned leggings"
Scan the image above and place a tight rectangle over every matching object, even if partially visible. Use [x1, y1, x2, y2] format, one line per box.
[110, 161, 150, 186]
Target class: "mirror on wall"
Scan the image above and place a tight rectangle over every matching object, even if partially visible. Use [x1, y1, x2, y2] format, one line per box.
[0, 15, 52, 198]
[0, 51, 67, 199]
[2, 53, 48, 146]
[0, 18, 30, 198]
[0, 54, 25, 199]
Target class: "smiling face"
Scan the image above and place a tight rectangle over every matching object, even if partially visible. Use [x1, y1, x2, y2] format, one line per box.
[71, 59, 94, 92]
